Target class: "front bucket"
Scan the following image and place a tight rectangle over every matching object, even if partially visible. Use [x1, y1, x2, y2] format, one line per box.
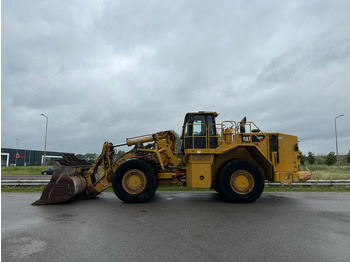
[32, 155, 92, 205]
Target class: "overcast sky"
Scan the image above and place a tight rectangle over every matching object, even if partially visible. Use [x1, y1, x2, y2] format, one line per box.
[2, 0, 350, 155]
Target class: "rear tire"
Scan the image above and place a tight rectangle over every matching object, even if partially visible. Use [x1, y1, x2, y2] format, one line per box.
[218, 159, 264, 203]
[112, 159, 157, 203]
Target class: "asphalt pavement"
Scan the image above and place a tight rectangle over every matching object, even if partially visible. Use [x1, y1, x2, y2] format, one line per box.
[2, 192, 350, 262]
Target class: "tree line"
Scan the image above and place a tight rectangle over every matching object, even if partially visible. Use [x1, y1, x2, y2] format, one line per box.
[300, 150, 350, 165]
[76, 150, 126, 163]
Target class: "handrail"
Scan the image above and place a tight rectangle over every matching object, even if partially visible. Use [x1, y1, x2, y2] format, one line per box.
[236, 121, 270, 156]
[183, 121, 270, 157]
[183, 123, 208, 149]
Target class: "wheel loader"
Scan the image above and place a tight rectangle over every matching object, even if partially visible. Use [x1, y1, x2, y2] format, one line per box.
[32, 111, 311, 205]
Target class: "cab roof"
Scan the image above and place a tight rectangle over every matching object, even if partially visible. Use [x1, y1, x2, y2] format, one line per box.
[187, 111, 218, 117]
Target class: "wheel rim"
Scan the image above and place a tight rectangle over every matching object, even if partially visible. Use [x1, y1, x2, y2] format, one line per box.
[122, 169, 147, 194]
[230, 169, 254, 194]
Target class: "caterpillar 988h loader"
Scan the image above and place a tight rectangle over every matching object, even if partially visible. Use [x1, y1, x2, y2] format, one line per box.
[32, 111, 311, 205]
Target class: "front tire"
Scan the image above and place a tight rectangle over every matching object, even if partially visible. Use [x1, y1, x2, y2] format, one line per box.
[112, 159, 157, 203]
[218, 159, 264, 203]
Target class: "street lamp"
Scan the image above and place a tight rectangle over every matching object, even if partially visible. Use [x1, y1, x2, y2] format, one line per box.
[335, 114, 344, 170]
[15, 139, 19, 166]
[41, 114, 48, 166]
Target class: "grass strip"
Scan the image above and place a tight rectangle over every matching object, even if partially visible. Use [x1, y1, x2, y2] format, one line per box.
[1, 166, 49, 175]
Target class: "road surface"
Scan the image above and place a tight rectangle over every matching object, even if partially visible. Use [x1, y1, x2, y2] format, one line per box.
[2, 192, 350, 262]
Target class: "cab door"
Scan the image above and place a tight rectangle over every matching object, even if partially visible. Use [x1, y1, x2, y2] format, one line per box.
[181, 113, 218, 151]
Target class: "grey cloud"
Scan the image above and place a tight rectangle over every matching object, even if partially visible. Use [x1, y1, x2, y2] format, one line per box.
[258, 34, 350, 85]
[2, 0, 350, 155]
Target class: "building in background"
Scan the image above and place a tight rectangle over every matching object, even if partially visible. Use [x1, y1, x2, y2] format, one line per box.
[1, 148, 70, 167]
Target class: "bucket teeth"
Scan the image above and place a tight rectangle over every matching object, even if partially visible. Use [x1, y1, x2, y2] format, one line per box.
[57, 154, 91, 166]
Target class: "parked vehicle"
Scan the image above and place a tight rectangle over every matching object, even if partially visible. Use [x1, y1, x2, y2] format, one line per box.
[41, 167, 54, 175]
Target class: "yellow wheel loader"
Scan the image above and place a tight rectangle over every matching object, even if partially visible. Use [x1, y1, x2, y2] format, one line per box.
[32, 111, 311, 205]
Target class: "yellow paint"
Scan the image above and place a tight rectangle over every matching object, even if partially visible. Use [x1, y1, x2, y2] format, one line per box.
[122, 169, 147, 194]
[186, 154, 213, 188]
[60, 112, 312, 198]
[230, 169, 254, 194]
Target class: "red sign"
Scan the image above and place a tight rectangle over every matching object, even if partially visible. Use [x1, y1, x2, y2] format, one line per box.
[12, 154, 25, 159]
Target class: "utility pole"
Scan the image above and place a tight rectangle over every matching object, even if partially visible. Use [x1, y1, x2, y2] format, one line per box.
[335, 114, 344, 171]
[28, 146, 31, 166]
[15, 139, 19, 166]
[41, 114, 48, 166]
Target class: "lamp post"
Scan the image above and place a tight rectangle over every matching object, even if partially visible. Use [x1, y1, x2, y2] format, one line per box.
[41, 114, 48, 166]
[335, 114, 344, 170]
[15, 139, 19, 166]
[28, 146, 32, 166]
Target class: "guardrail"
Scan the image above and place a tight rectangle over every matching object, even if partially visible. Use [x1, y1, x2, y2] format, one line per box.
[267, 180, 350, 186]
[1, 180, 51, 186]
[1, 180, 350, 186]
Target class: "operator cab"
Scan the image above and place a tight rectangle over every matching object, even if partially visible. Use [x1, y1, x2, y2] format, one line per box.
[181, 111, 218, 152]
